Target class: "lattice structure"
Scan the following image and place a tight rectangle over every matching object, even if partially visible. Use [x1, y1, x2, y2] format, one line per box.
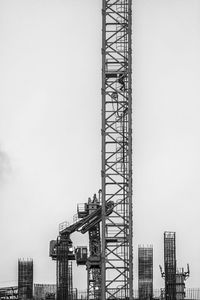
[56, 236, 68, 300]
[138, 246, 153, 300]
[176, 270, 186, 300]
[56, 236, 74, 300]
[164, 232, 176, 300]
[161, 232, 190, 300]
[18, 259, 33, 300]
[87, 195, 101, 300]
[101, 0, 133, 299]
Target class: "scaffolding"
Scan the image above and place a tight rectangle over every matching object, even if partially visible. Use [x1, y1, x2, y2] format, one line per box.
[101, 0, 133, 299]
[138, 245, 153, 300]
[18, 259, 33, 300]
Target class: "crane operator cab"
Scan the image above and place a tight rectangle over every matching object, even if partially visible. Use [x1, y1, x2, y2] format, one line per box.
[77, 194, 101, 219]
[75, 246, 88, 265]
[77, 202, 88, 218]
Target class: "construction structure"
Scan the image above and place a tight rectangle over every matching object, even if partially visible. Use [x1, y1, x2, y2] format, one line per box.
[49, 0, 133, 299]
[18, 259, 33, 300]
[138, 245, 153, 300]
[81, 193, 102, 300]
[164, 232, 176, 300]
[160, 232, 189, 300]
[50, 195, 114, 300]
[34, 284, 56, 300]
[50, 231, 75, 300]
[0, 287, 18, 300]
[68, 262, 73, 300]
[101, 0, 133, 299]
[175, 268, 190, 300]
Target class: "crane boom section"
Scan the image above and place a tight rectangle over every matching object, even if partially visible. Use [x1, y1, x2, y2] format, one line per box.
[60, 201, 114, 236]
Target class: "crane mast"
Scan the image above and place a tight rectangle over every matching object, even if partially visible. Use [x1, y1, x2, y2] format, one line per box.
[101, 0, 133, 299]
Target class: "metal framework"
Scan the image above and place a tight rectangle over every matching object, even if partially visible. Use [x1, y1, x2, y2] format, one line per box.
[68, 262, 73, 300]
[176, 268, 190, 300]
[56, 235, 74, 300]
[87, 195, 102, 300]
[101, 0, 133, 299]
[160, 232, 190, 300]
[138, 245, 153, 300]
[164, 232, 176, 300]
[50, 194, 114, 300]
[158, 232, 178, 300]
[18, 259, 33, 300]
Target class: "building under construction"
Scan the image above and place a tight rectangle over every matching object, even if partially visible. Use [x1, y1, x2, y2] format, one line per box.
[1, 1, 199, 300]
[18, 259, 33, 300]
[138, 245, 153, 300]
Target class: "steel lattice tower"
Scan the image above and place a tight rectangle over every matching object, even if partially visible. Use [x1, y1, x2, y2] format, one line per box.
[101, 0, 133, 299]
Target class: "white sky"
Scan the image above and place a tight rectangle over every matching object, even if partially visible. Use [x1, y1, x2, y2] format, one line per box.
[0, 0, 200, 291]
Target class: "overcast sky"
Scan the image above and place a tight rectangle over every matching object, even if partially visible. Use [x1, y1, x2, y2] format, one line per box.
[0, 0, 200, 291]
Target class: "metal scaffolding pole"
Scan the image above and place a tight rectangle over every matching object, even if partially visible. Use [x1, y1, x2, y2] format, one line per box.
[101, 0, 133, 299]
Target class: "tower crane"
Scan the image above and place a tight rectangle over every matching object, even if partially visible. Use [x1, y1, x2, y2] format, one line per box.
[50, 0, 133, 298]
